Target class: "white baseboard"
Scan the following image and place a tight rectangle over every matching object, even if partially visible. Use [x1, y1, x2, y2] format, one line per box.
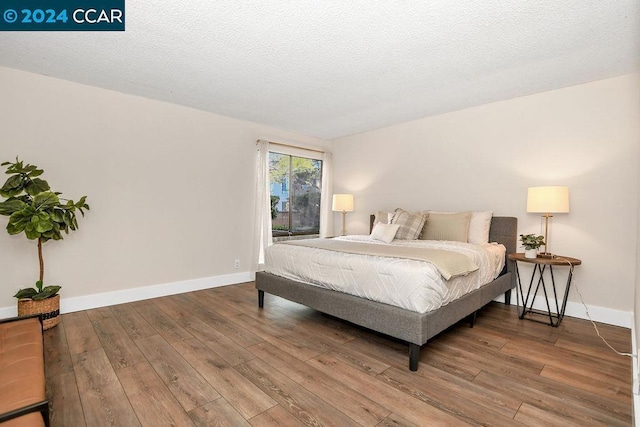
[633, 319, 639, 393]
[493, 293, 632, 328]
[0, 271, 253, 318]
[0, 273, 632, 329]
[635, 389, 639, 427]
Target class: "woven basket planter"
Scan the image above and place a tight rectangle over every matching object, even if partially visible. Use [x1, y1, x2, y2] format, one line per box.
[18, 294, 60, 330]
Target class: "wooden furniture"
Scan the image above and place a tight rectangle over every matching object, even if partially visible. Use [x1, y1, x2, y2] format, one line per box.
[508, 253, 581, 327]
[257, 216, 517, 371]
[0, 315, 49, 427]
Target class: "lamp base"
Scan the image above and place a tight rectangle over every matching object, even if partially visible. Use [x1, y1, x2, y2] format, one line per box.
[538, 252, 554, 259]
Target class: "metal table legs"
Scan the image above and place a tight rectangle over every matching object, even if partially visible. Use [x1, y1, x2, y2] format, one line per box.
[514, 262, 574, 327]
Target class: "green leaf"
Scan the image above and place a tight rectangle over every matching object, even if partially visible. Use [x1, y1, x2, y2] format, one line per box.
[34, 217, 53, 233]
[7, 209, 32, 233]
[6, 221, 24, 235]
[63, 211, 72, 227]
[2, 158, 89, 245]
[58, 222, 69, 234]
[25, 178, 51, 196]
[9, 209, 33, 228]
[31, 290, 56, 300]
[0, 199, 26, 216]
[33, 191, 59, 209]
[40, 285, 61, 296]
[0, 175, 25, 198]
[51, 221, 63, 239]
[4, 158, 22, 174]
[2, 174, 23, 189]
[50, 209, 64, 223]
[24, 282, 62, 300]
[24, 226, 40, 240]
[75, 196, 90, 216]
[14, 288, 37, 299]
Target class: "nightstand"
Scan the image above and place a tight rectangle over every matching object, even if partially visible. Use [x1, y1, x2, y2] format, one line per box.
[508, 253, 582, 327]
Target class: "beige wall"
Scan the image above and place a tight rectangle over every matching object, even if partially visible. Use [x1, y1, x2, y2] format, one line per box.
[0, 66, 328, 311]
[1, 65, 638, 326]
[332, 74, 640, 323]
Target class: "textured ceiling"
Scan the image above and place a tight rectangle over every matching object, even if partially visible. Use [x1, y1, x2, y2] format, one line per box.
[1, 1, 638, 139]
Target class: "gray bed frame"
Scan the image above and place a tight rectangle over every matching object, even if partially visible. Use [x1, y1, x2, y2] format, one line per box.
[256, 216, 517, 371]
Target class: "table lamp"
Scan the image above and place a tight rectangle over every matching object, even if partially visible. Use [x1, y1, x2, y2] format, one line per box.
[332, 194, 354, 236]
[526, 186, 569, 257]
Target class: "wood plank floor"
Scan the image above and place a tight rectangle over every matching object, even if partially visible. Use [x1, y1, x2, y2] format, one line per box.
[43, 282, 633, 426]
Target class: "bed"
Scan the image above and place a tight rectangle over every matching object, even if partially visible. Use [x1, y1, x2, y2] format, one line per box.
[255, 213, 517, 371]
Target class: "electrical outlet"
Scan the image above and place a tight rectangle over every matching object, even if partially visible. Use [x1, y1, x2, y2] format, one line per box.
[234, 259, 240, 269]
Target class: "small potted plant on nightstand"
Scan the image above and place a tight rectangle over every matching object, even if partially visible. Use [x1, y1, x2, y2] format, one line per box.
[0, 158, 89, 329]
[520, 234, 545, 259]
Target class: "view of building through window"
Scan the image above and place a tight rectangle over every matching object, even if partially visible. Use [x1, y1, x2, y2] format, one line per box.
[269, 152, 323, 236]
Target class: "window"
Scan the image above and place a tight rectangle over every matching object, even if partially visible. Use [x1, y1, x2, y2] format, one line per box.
[269, 151, 323, 236]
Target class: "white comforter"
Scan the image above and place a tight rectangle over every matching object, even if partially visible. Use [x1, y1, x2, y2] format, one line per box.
[264, 236, 506, 314]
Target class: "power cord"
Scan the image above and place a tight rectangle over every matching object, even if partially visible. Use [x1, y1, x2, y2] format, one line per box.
[554, 256, 634, 358]
[514, 256, 633, 358]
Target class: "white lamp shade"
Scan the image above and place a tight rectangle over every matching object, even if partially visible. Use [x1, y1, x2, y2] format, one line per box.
[332, 194, 354, 212]
[527, 186, 570, 213]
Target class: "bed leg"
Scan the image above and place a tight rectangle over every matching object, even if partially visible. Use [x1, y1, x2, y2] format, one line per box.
[409, 343, 421, 371]
[468, 311, 477, 328]
[258, 290, 264, 308]
[504, 289, 512, 305]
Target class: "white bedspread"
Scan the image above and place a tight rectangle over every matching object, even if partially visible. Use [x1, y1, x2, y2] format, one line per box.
[264, 236, 506, 314]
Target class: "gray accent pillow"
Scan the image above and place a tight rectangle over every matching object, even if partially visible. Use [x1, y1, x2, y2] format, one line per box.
[373, 211, 394, 225]
[391, 209, 428, 240]
[421, 211, 472, 242]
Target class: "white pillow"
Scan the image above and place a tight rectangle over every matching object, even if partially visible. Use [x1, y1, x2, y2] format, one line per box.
[370, 223, 400, 243]
[468, 211, 493, 244]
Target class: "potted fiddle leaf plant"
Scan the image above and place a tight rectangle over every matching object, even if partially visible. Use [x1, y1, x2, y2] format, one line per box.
[0, 158, 89, 329]
[520, 233, 545, 259]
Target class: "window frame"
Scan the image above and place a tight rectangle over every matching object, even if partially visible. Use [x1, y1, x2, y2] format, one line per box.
[269, 150, 323, 237]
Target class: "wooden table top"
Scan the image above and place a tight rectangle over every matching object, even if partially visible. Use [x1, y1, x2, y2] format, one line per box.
[508, 253, 582, 266]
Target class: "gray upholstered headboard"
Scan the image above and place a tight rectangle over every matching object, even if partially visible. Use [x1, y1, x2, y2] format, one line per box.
[488, 216, 517, 258]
